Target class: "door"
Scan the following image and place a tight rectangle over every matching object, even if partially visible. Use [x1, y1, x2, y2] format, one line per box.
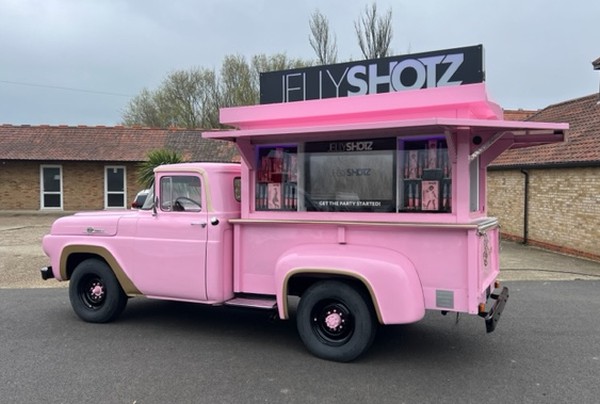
[132, 174, 209, 301]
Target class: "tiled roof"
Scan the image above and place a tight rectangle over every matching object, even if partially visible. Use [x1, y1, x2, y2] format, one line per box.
[4, 94, 598, 167]
[503, 109, 538, 121]
[492, 93, 600, 167]
[0, 125, 240, 163]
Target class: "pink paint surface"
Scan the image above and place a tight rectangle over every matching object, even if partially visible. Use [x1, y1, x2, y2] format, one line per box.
[44, 84, 567, 326]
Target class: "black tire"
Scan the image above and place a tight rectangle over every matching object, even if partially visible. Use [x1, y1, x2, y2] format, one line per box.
[69, 258, 127, 323]
[296, 280, 377, 362]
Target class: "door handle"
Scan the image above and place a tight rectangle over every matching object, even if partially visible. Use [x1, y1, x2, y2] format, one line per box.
[190, 222, 207, 228]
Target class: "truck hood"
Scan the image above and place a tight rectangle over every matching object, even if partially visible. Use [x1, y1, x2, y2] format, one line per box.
[49, 210, 136, 236]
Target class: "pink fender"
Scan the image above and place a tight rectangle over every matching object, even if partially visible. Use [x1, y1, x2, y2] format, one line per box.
[274, 244, 425, 325]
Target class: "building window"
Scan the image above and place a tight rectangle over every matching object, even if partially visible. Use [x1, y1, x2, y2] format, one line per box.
[40, 165, 63, 209]
[105, 166, 126, 208]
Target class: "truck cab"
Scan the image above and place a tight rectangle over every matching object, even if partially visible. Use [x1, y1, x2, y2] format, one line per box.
[42, 163, 241, 312]
[123, 163, 241, 302]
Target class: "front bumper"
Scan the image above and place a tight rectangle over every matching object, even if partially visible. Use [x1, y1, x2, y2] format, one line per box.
[40, 266, 54, 280]
[479, 286, 509, 333]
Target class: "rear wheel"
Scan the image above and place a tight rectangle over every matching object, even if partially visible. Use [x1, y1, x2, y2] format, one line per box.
[69, 259, 127, 323]
[296, 280, 377, 362]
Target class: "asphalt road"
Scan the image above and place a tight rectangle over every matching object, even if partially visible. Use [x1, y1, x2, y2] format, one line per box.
[1, 281, 599, 404]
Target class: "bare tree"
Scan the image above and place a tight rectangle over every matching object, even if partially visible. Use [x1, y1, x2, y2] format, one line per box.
[309, 9, 338, 64]
[354, 3, 393, 59]
[122, 88, 169, 128]
[220, 54, 259, 107]
[251, 53, 311, 74]
[221, 53, 312, 108]
[122, 54, 312, 128]
[121, 68, 219, 128]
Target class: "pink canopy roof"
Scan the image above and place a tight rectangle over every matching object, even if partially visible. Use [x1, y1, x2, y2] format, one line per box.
[204, 83, 567, 146]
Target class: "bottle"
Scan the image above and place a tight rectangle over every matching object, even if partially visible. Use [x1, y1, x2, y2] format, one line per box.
[442, 183, 448, 211]
[415, 182, 421, 210]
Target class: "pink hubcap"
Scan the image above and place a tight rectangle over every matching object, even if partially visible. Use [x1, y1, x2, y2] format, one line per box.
[325, 310, 343, 329]
[90, 284, 104, 299]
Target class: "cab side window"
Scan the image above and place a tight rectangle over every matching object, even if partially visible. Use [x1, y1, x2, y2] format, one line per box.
[160, 176, 202, 212]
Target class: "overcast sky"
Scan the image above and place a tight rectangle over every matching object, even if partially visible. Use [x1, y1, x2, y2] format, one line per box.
[1, 0, 598, 126]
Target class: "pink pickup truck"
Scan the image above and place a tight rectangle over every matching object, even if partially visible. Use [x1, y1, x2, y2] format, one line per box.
[41, 82, 566, 361]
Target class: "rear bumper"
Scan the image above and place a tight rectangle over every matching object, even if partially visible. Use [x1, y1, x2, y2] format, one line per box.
[40, 266, 54, 280]
[479, 286, 509, 333]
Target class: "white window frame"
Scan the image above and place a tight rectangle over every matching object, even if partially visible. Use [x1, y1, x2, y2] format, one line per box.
[104, 166, 127, 209]
[40, 165, 63, 210]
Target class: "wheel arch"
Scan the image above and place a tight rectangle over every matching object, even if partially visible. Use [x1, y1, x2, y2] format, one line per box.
[283, 269, 383, 323]
[60, 245, 141, 296]
[275, 244, 426, 325]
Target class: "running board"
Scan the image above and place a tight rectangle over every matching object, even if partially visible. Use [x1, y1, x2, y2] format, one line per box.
[224, 296, 277, 310]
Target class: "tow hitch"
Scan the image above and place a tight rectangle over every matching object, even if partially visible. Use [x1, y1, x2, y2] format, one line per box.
[40, 266, 54, 280]
[479, 286, 509, 333]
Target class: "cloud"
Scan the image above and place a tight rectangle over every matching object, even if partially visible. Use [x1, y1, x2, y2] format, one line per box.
[0, 0, 598, 124]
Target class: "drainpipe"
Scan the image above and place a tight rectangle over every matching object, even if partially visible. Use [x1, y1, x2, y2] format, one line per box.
[520, 169, 529, 245]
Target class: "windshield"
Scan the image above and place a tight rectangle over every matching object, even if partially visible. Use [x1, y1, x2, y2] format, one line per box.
[141, 185, 155, 210]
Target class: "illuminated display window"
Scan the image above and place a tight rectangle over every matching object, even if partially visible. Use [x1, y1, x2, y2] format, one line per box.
[256, 146, 298, 211]
[255, 136, 452, 214]
[399, 137, 452, 213]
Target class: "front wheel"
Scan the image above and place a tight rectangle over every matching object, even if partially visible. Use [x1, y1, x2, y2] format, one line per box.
[296, 280, 377, 362]
[69, 259, 127, 323]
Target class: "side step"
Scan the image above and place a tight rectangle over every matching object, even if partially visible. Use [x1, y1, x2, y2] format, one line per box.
[224, 296, 277, 310]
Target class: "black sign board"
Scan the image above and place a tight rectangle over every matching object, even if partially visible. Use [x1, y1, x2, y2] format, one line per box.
[260, 45, 484, 104]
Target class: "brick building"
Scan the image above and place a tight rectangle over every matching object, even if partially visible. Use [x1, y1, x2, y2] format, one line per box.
[0, 125, 238, 211]
[489, 94, 600, 261]
[2, 96, 598, 261]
